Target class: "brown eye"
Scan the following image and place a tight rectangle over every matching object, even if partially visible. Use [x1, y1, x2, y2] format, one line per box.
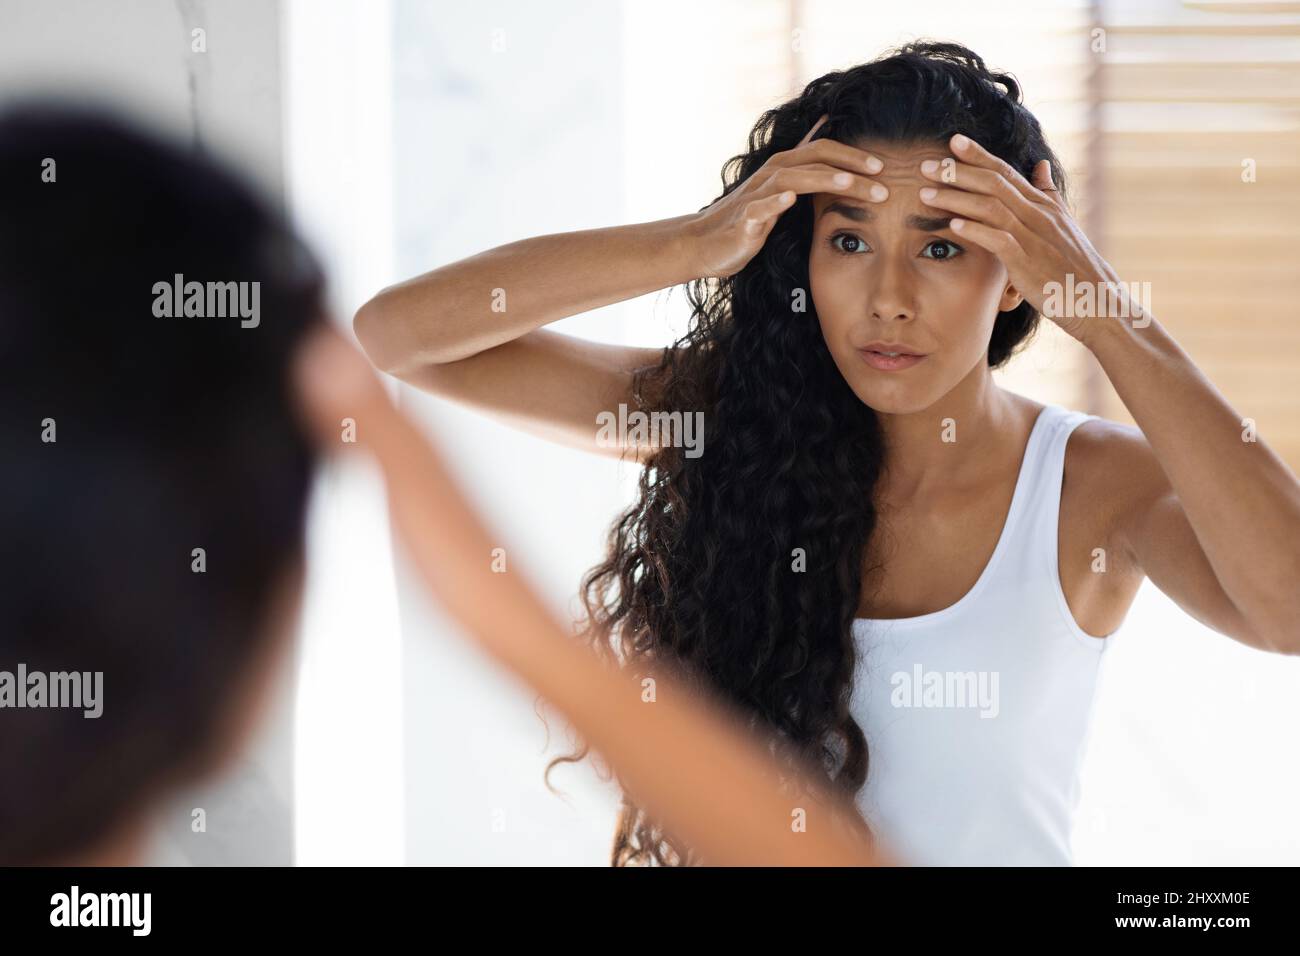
[829, 233, 867, 255]
[921, 239, 963, 261]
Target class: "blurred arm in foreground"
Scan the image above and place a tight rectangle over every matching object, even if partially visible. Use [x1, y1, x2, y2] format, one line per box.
[291, 324, 895, 867]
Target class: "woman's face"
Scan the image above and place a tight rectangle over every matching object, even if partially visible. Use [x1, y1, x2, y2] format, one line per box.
[808, 139, 1023, 414]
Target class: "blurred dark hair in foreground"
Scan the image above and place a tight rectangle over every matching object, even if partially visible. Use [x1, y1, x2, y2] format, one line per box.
[0, 102, 325, 864]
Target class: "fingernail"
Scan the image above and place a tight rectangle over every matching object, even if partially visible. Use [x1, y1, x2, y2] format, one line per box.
[952, 134, 970, 151]
[950, 218, 966, 231]
[833, 172, 852, 187]
[920, 186, 937, 201]
[866, 156, 883, 173]
[870, 183, 888, 202]
[920, 159, 939, 175]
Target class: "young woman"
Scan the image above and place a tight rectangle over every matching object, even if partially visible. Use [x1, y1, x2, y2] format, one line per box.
[354, 41, 1300, 866]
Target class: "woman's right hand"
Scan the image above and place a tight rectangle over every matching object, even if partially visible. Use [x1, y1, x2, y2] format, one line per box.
[682, 114, 890, 279]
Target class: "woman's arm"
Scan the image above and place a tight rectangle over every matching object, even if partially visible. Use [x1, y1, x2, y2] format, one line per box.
[919, 134, 1300, 655]
[354, 215, 699, 372]
[293, 325, 891, 866]
[354, 216, 695, 462]
[1077, 314, 1300, 655]
[352, 124, 886, 460]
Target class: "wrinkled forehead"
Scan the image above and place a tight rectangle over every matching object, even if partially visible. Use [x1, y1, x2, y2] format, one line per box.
[810, 138, 955, 216]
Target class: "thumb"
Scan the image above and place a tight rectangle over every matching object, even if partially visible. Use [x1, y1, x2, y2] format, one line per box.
[1032, 159, 1053, 189]
[1032, 159, 1064, 205]
[798, 113, 829, 147]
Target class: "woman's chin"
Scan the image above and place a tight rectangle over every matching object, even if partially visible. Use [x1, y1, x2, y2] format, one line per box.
[853, 382, 941, 416]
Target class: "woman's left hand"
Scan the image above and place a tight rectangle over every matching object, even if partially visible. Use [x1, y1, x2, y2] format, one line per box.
[917, 134, 1135, 346]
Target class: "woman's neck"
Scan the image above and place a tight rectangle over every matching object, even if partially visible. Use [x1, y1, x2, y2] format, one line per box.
[875, 367, 1026, 500]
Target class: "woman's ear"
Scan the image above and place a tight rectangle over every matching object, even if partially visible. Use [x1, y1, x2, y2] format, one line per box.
[999, 284, 1024, 312]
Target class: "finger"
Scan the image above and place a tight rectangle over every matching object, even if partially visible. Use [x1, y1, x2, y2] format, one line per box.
[772, 135, 884, 176]
[742, 189, 797, 237]
[947, 134, 1052, 210]
[918, 184, 1021, 235]
[949, 216, 1027, 264]
[759, 163, 889, 204]
[918, 157, 1056, 233]
[1032, 159, 1068, 212]
[798, 113, 829, 146]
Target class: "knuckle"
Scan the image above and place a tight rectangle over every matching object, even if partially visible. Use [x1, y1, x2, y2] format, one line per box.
[1030, 205, 1057, 230]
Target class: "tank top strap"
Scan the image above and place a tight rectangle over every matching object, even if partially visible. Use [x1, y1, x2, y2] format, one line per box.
[1002, 404, 1099, 584]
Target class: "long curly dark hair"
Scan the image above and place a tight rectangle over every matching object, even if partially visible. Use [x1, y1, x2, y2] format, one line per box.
[548, 40, 1070, 866]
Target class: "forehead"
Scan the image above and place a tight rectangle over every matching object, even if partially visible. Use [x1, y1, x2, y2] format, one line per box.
[810, 139, 954, 218]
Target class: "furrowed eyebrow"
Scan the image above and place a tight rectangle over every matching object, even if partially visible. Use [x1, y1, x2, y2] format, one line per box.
[821, 201, 870, 222]
[907, 214, 953, 232]
[820, 201, 952, 232]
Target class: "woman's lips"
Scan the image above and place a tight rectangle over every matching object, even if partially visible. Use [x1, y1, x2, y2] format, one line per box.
[858, 348, 927, 371]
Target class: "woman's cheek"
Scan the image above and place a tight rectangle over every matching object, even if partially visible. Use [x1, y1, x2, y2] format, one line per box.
[808, 260, 852, 331]
[926, 266, 999, 339]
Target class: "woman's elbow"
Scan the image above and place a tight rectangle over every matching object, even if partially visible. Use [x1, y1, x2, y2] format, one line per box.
[352, 295, 405, 376]
[353, 293, 460, 376]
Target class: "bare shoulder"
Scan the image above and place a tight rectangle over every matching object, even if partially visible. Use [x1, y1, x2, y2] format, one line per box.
[1063, 413, 1172, 566]
[1065, 415, 1168, 494]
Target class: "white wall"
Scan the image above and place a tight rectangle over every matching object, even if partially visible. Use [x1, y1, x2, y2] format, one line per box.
[391, 0, 628, 864]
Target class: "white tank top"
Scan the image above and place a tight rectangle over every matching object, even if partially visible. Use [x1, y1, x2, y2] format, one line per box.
[850, 402, 1118, 866]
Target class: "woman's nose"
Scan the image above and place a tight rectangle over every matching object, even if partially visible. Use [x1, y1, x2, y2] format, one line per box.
[866, 253, 916, 322]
